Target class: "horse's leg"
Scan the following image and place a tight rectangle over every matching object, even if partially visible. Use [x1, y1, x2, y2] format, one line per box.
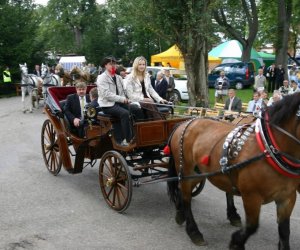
[21, 87, 26, 113]
[175, 191, 185, 225]
[181, 185, 207, 246]
[226, 192, 242, 227]
[167, 157, 185, 225]
[229, 195, 261, 250]
[276, 193, 296, 250]
[29, 90, 33, 113]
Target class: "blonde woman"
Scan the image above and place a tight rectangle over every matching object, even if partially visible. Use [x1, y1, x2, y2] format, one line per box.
[125, 56, 168, 120]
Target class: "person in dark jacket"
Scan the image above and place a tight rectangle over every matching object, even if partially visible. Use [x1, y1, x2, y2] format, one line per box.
[64, 82, 90, 137]
[224, 89, 242, 112]
[155, 71, 168, 99]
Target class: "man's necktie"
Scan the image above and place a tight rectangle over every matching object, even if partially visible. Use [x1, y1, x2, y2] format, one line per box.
[80, 96, 85, 118]
[252, 101, 257, 112]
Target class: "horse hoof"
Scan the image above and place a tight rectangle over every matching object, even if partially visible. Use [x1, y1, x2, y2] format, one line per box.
[229, 243, 245, 250]
[175, 212, 185, 225]
[190, 235, 207, 246]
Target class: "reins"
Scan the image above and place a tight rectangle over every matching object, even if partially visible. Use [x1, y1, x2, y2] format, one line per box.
[137, 153, 266, 185]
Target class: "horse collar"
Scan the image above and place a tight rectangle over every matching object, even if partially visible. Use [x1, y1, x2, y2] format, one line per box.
[255, 116, 300, 178]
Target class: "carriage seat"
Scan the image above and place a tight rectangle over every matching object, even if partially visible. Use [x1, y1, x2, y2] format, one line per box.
[59, 100, 67, 111]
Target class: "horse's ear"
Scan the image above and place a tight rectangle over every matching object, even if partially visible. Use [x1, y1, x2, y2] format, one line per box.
[25, 63, 27, 66]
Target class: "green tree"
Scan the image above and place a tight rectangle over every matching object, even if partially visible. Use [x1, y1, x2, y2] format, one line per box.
[0, 0, 40, 80]
[108, 0, 215, 106]
[213, 0, 258, 62]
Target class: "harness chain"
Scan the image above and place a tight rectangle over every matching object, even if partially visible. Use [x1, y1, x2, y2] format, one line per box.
[178, 117, 200, 180]
[220, 123, 255, 173]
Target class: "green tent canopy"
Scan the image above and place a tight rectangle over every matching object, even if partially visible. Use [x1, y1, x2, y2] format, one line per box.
[209, 40, 263, 70]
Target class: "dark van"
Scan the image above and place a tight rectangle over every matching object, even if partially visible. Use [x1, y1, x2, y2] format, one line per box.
[208, 62, 255, 89]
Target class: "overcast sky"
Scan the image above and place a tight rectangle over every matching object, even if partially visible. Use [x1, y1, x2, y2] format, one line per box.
[34, 0, 106, 5]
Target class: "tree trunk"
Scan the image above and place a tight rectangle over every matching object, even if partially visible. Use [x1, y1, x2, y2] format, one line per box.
[240, 41, 252, 62]
[276, 0, 292, 76]
[180, 37, 209, 107]
[73, 26, 83, 50]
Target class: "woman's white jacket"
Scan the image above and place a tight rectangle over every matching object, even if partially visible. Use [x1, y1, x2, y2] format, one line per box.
[124, 74, 162, 103]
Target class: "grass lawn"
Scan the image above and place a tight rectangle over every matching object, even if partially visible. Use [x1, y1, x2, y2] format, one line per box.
[175, 88, 254, 114]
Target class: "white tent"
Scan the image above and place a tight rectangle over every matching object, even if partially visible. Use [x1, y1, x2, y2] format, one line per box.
[59, 56, 86, 71]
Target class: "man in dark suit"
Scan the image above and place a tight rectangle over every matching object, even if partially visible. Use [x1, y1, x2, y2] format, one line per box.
[64, 82, 91, 137]
[165, 69, 175, 101]
[224, 89, 242, 112]
[155, 71, 168, 99]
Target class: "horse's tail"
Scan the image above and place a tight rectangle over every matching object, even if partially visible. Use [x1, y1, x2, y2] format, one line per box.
[167, 153, 180, 204]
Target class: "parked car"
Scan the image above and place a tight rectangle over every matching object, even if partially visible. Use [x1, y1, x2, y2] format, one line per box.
[169, 69, 189, 102]
[208, 62, 255, 89]
[125, 66, 189, 101]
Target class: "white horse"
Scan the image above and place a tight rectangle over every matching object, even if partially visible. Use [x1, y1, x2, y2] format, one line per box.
[40, 63, 61, 101]
[19, 63, 43, 113]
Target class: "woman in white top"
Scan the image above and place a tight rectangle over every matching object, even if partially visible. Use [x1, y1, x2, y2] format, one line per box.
[125, 56, 168, 120]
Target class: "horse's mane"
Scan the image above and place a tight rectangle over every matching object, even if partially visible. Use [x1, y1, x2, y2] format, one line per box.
[267, 92, 300, 125]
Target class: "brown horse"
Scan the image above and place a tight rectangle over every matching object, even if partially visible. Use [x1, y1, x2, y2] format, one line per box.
[167, 92, 300, 249]
[60, 66, 93, 86]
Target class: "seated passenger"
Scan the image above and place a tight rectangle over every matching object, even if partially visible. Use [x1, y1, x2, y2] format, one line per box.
[64, 82, 91, 138]
[247, 92, 263, 113]
[224, 89, 242, 112]
[89, 87, 100, 110]
[125, 56, 168, 120]
[96, 56, 133, 146]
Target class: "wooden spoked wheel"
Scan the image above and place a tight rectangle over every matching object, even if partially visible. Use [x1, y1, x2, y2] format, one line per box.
[99, 151, 132, 213]
[192, 179, 206, 197]
[41, 119, 62, 176]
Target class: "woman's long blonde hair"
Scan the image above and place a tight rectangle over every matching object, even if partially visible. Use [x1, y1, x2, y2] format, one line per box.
[132, 56, 147, 80]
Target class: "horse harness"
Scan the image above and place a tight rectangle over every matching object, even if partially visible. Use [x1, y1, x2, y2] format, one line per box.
[42, 73, 59, 87]
[255, 113, 300, 178]
[21, 74, 38, 87]
[176, 112, 300, 183]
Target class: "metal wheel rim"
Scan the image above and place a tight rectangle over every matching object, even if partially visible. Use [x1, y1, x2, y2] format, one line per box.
[235, 82, 243, 90]
[99, 151, 132, 213]
[191, 179, 206, 197]
[41, 119, 62, 175]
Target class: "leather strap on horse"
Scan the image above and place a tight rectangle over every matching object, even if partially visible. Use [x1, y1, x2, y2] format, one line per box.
[138, 152, 266, 185]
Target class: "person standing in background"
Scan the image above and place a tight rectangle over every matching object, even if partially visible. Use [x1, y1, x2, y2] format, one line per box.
[164, 69, 175, 101]
[214, 70, 229, 103]
[33, 65, 41, 77]
[3, 66, 12, 84]
[254, 68, 267, 92]
[267, 63, 276, 93]
[275, 64, 285, 90]
[2, 66, 12, 94]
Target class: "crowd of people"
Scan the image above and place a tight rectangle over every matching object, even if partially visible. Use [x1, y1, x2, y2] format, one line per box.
[214, 63, 300, 116]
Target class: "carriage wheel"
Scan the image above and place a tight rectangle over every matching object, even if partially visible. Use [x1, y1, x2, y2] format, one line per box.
[191, 179, 206, 197]
[99, 151, 132, 213]
[41, 119, 62, 176]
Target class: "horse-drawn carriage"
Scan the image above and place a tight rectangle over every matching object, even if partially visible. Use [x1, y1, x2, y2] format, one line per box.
[41, 86, 205, 212]
[41, 86, 300, 249]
